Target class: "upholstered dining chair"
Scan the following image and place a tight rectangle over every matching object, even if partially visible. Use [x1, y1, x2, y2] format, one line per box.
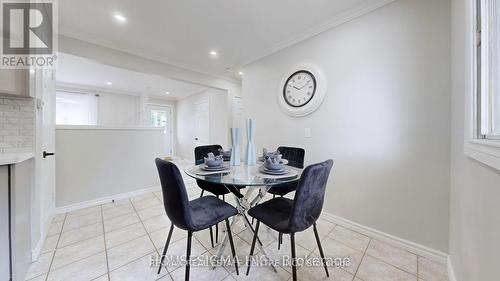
[194, 145, 238, 247]
[155, 159, 240, 280]
[263, 146, 305, 249]
[267, 146, 305, 197]
[246, 159, 334, 281]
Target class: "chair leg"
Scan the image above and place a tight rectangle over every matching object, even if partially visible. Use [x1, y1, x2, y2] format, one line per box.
[215, 196, 219, 244]
[290, 233, 297, 281]
[246, 221, 260, 275]
[243, 214, 263, 246]
[209, 227, 214, 248]
[251, 217, 254, 225]
[313, 223, 329, 277]
[158, 224, 174, 274]
[199, 190, 204, 198]
[225, 219, 239, 275]
[278, 232, 282, 250]
[215, 223, 219, 244]
[185, 231, 193, 281]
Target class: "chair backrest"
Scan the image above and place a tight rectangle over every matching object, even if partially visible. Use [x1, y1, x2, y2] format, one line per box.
[194, 145, 223, 165]
[277, 146, 305, 169]
[288, 159, 333, 233]
[155, 158, 193, 231]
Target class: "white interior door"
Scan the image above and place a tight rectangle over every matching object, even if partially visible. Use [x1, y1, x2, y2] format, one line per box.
[34, 68, 56, 247]
[146, 104, 173, 156]
[194, 99, 210, 147]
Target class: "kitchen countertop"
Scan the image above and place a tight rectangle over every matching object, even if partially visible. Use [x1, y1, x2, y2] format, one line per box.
[0, 153, 35, 165]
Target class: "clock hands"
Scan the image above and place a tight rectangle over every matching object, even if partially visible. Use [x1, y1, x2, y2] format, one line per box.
[299, 80, 311, 90]
[289, 78, 312, 91]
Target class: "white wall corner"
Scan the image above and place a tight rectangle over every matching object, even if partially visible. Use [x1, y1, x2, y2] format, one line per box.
[31, 214, 54, 262]
[448, 257, 458, 281]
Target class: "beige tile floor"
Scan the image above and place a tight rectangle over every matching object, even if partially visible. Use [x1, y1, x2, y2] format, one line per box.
[26, 175, 449, 281]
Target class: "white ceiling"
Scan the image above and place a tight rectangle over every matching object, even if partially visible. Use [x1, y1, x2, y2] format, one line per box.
[56, 53, 209, 100]
[59, 0, 394, 80]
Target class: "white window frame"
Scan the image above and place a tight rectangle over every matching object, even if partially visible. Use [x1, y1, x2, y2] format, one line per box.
[465, 0, 500, 171]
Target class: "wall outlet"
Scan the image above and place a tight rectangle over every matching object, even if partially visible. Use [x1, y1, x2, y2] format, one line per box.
[305, 128, 312, 138]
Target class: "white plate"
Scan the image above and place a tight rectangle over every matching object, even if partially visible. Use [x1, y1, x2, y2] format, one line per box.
[201, 165, 227, 171]
[258, 158, 289, 165]
[259, 166, 289, 175]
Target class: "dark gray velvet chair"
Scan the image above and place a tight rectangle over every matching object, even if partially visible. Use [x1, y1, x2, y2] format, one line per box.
[194, 145, 241, 247]
[267, 146, 305, 197]
[155, 159, 240, 280]
[261, 146, 305, 249]
[246, 159, 334, 281]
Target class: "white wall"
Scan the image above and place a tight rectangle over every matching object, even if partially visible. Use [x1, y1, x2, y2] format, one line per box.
[55, 127, 166, 207]
[449, 0, 500, 280]
[176, 89, 229, 160]
[98, 92, 140, 127]
[242, 0, 450, 252]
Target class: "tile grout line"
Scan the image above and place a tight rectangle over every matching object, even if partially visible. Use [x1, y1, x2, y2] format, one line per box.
[417, 256, 419, 279]
[100, 204, 112, 281]
[54, 222, 103, 249]
[102, 211, 140, 233]
[353, 238, 371, 279]
[351, 234, 423, 278]
[130, 196, 175, 280]
[44, 213, 67, 281]
[60, 211, 103, 234]
[363, 251, 420, 278]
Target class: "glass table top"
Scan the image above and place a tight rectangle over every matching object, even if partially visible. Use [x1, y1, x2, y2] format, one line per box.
[184, 163, 302, 187]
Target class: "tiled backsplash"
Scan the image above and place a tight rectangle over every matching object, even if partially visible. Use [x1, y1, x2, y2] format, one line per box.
[0, 97, 35, 153]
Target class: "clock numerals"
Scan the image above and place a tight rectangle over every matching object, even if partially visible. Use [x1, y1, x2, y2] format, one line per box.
[283, 70, 316, 108]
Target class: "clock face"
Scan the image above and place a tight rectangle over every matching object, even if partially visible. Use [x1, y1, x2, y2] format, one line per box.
[282, 70, 317, 108]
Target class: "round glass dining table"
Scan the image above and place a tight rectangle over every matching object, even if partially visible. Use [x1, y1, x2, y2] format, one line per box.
[184, 163, 303, 271]
[184, 163, 302, 187]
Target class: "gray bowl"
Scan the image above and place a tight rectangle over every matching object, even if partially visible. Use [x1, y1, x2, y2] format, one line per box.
[204, 158, 223, 167]
[264, 161, 284, 171]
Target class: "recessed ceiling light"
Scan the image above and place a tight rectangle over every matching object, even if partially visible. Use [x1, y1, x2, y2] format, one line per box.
[238, 71, 243, 76]
[165, 91, 170, 95]
[113, 13, 127, 23]
[209, 50, 218, 56]
[106, 81, 112, 85]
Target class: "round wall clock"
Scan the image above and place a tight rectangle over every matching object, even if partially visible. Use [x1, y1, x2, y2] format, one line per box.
[278, 64, 326, 117]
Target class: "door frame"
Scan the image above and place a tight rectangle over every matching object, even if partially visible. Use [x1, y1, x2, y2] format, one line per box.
[145, 103, 174, 156]
[32, 68, 56, 261]
[194, 97, 211, 146]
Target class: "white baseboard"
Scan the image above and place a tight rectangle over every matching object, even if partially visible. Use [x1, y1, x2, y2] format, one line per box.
[31, 214, 53, 261]
[321, 212, 449, 264]
[54, 186, 161, 214]
[448, 257, 458, 281]
[31, 232, 45, 261]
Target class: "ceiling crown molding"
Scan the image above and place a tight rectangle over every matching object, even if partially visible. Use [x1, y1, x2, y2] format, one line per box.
[240, 0, 397, 66]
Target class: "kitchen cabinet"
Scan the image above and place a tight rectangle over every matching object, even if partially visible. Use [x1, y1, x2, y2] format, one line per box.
[0, 154, 34, 281]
